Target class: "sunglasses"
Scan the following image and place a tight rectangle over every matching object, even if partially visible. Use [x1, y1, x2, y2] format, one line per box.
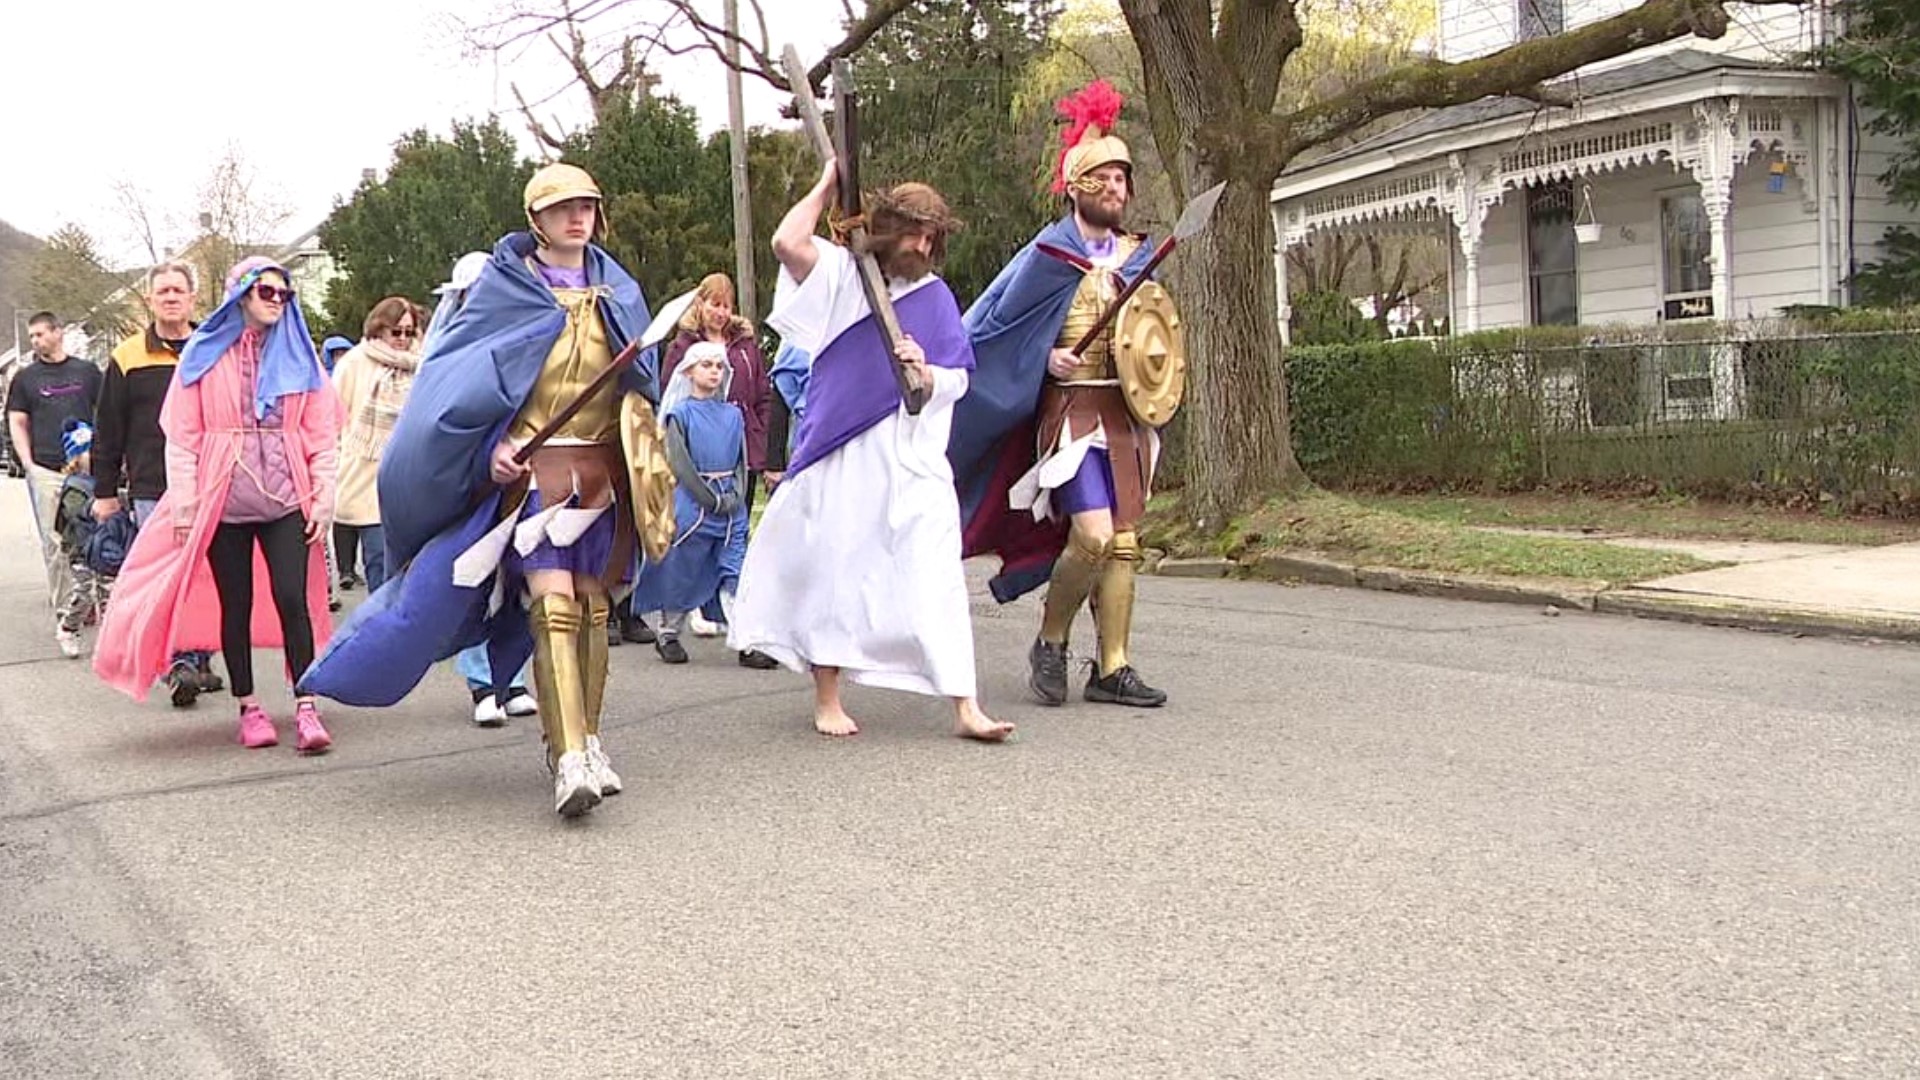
[252, 282, 295, 304]
[388, 326, 417, 340]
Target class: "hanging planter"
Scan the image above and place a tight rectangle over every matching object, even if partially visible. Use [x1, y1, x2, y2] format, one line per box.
[1573, 182, 1603, 244]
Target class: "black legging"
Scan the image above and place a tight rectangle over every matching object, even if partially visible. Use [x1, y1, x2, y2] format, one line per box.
[207, 513, 315, 699]
[333, 522, 359, 578]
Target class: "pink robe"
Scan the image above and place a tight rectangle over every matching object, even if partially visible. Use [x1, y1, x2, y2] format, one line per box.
[94, 344, 343, 701]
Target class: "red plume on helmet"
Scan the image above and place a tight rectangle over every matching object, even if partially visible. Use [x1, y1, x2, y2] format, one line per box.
[1052, 80, 1126, 194]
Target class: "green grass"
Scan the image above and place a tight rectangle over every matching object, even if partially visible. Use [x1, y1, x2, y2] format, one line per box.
[1145, 490, 1718, 586]
[1348, 492, 1920, 546]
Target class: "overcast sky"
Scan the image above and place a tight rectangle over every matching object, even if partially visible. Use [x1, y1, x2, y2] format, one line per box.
[0, 0, 842, 266]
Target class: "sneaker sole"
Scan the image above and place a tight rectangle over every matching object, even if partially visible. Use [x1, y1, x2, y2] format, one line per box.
[297, 740, 332, 755]
[1082, 688, 1168, 708]
[555, 783, 601, 818]
[471, 714, 508, 728]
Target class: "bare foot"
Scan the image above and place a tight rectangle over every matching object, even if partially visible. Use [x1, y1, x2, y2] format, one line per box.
[954, 702, 1015, 743]
[814, 703, 860, 737]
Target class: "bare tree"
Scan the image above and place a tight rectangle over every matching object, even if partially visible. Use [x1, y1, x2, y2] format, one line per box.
[188, 144, 294, 308]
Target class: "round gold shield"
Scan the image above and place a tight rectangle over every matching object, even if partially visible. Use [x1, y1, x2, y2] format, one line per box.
[1113, 281, 1186, 426]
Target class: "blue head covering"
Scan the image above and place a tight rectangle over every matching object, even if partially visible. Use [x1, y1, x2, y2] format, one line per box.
[178, 257, 324, 419]
[320, 335, 354, 374]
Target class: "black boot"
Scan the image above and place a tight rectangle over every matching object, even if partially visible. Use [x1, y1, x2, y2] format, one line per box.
[1084, 665, 1167, 708]
[1028, 639, 1069, 706]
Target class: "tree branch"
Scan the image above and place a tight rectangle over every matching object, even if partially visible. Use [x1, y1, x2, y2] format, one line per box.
[1219, 0, 1304, 113]
[1272, 0, 1758, 164]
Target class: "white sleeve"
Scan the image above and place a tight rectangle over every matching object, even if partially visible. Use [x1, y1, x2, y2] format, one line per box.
[766, 238, 855, 355]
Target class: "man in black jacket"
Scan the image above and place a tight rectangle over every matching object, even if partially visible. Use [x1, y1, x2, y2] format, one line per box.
[94, 261, 222, 705]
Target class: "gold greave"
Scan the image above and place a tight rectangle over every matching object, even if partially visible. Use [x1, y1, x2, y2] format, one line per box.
[579, 591, 611, 738]
[1094, 531, 1140, 676]
[529, 593, 588, 764]
[1039, 525, 1111, 645]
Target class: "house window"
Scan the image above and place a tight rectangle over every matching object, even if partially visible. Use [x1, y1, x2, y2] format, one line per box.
[1518, 0, 1564, 39]
[1527, 181, 1579, 326]
[1661, 191, 1714, 318]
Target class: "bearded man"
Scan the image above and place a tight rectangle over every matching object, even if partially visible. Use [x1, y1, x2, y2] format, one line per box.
[727, 161, 1012, 744]
[951, 81, 1169, 710]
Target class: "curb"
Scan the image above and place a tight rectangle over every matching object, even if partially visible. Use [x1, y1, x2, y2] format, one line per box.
[1597, 589, 1920, 642]
[1229, 550, 1598, 610]
[1148, 548, 1917, 641]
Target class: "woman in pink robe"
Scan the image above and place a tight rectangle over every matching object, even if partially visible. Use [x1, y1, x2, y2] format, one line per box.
[95, 257, 342, 753]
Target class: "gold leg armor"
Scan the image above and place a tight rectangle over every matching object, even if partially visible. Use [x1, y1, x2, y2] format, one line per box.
[1040, 524, 1110, 646]
[529, 593, 588, 767]
[1092, 531, 1140, 677]
[578, 591, 611, 738]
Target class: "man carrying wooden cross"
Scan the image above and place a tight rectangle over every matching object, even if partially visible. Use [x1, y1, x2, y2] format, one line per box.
[727, 150, 1012, 743]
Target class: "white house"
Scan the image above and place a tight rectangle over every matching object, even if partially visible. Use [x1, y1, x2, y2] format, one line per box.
[1270, 1, 1919, 344]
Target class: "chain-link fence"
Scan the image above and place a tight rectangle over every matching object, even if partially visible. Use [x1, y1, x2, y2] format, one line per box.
[1287, 329, 1920, 504]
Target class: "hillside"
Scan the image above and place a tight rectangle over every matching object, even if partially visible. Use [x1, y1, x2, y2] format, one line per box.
[0, 220, 44, 336]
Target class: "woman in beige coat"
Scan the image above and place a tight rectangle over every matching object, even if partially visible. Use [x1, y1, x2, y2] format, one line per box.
[329, 297, 421, 592]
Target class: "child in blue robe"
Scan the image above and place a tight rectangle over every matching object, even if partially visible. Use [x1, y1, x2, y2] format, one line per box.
[634, 342, 755, 665]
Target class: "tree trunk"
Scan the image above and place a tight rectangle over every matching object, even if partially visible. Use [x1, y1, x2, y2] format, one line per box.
[1177, 175, 1308, 523]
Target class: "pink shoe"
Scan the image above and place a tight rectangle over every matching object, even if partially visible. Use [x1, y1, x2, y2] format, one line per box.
[294, 701, 332, 755]
[237, 703, 278, 749]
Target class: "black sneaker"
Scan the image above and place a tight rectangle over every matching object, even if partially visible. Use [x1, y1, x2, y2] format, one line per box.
[608, 619, 624, 648]
[1084, 665, 1168, 708]
[655, 636, 689, 665]
[1028, 639, 1069, 706]
[737, 649, 778, 670]
[340, 574, 359, 591]
[194, 661, 225, 694]
[166, 660, 200, 709]
[621, 617, 656, 645]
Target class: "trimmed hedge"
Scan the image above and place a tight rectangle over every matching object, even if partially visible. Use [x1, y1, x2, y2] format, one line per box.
[1285, 316, 1920, 505]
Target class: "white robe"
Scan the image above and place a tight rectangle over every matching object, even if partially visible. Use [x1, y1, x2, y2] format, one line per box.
[728, 240, 977, 698]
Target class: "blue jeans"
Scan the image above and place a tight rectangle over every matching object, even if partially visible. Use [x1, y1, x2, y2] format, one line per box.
[455, 643, 531, 694]
[334, 523, 387, 593]
[132, 499, 212, 670]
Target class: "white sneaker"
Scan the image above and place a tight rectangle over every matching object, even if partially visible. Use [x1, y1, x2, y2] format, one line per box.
[56, 627, 82, 659]
[688, 611, 724, 638]
[471, 694, 507, 727]
[585, 735, 623, 796]
[552, 751, 602, 817]
[502, 689, 539, 717]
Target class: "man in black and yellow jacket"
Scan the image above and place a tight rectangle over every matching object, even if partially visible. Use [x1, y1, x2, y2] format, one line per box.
[95, 261, 223, 706]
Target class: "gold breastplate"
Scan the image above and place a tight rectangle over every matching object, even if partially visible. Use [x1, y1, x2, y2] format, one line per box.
[510, 286, 620, 445]
[1054, 235, 1143, 382]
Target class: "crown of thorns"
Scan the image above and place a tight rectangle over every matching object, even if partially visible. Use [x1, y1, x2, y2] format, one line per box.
[829, 184, 965, 243]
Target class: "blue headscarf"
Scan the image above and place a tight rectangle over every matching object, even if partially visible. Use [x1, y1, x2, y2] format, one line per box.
[178, 258, 324, 419]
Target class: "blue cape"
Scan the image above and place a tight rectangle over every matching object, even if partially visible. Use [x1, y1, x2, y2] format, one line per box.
[948, 216, 1156, 602]
[379, 232, 656, 572]
[297, 233, 655, 707]
[179, 262, 324, 419]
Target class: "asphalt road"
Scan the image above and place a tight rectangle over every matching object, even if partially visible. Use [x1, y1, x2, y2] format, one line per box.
[1, 480, 1914, 1079]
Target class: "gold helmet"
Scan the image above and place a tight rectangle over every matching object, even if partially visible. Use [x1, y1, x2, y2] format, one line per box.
[524, 162, 604, 244]
[1053, 81, 1132, 197]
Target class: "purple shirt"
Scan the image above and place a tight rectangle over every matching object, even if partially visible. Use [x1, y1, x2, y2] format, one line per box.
[535, 261, 589, 290]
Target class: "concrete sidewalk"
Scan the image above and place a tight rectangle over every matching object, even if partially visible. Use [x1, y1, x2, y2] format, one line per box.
[1605, 541, 1920, 640]
[1162, 529, 1920, 642]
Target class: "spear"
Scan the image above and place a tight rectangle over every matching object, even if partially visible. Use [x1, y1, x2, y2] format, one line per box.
[512, 287, 699, 465]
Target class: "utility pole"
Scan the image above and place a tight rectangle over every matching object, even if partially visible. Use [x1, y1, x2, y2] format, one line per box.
[723, 0, 757, 320]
